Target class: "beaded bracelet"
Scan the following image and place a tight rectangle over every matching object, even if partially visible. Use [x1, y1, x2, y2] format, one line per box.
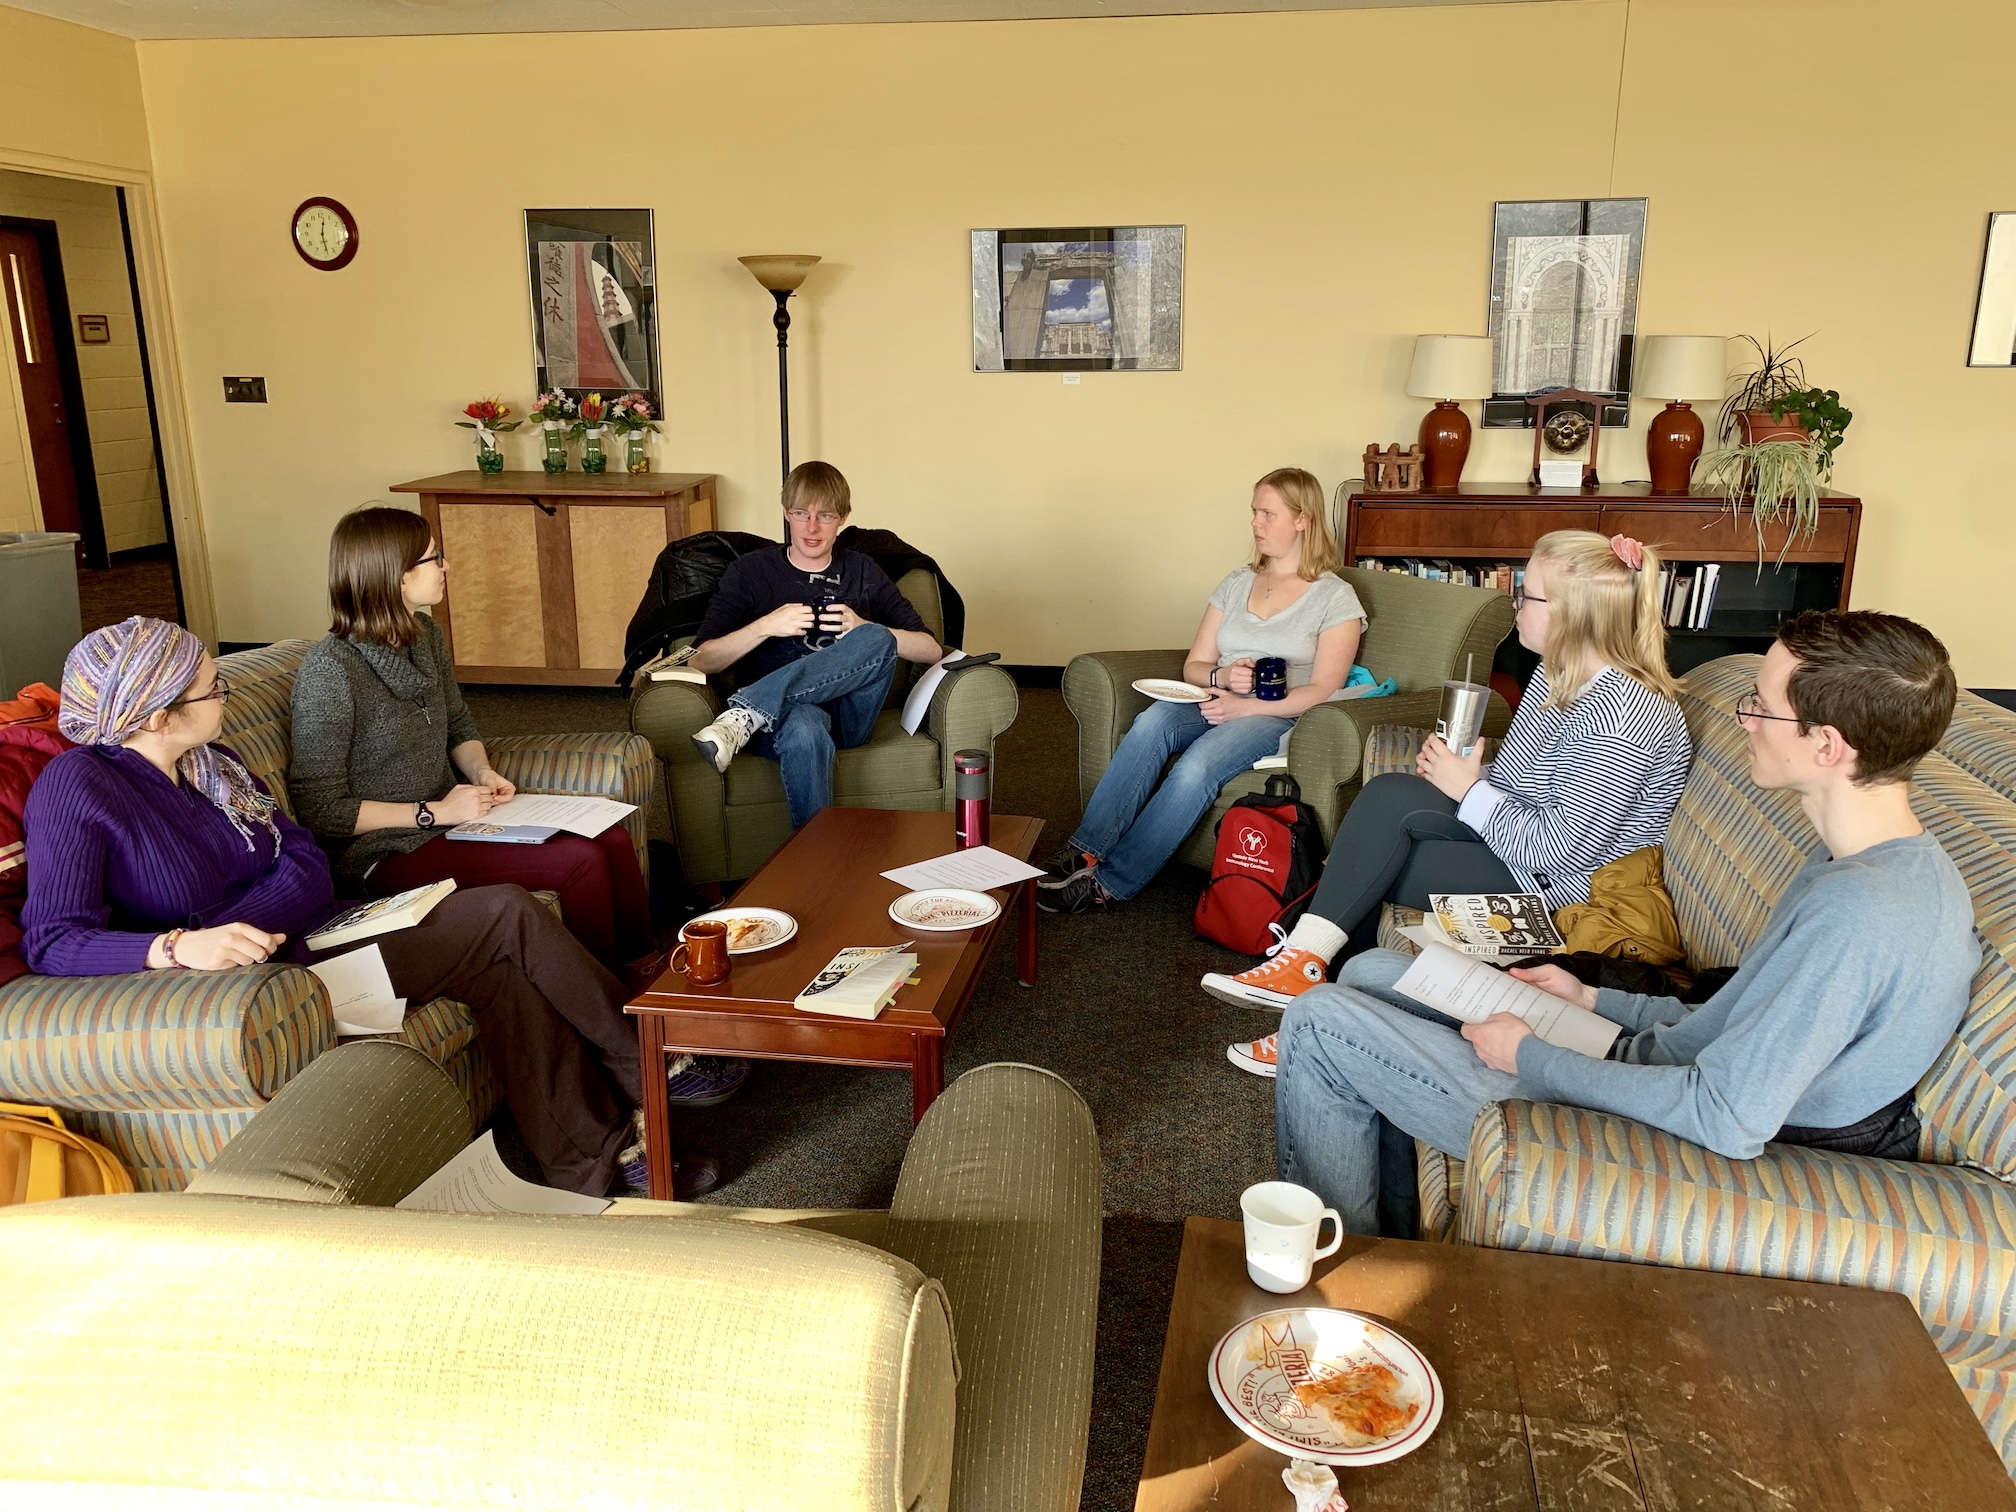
[161, 928, 190, 969]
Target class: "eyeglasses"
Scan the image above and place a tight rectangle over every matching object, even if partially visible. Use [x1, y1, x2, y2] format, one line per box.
[415, 551, 447, 568]
[1512, 588, 1547, 610]
[1735, 689, 1804, 727]
[174, 672, 231, 708]
[784, 510, 844, 525]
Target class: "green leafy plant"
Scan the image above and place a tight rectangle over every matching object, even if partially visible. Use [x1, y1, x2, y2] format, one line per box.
[1719, 333, 1812, 442]
[1693, 436, 1828, 557]
[1768, 386, 1852, 471]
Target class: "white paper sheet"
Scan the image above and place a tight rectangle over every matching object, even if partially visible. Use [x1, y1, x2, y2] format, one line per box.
[396, 1130, 612, 1214]
[900, 652, 958, 735]
[880, 845, 1044, 893]
[476, 793, 638, 838]
[308, 944, 407, 1037]
[1393, 941, 1620, 1058]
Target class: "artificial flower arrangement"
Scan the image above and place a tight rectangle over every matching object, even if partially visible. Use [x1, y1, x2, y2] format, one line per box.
[456, 399, 519, 473]
[608, 392, 660, 474]
[530, 390, 578, 473]
[572, 391, 611, 473]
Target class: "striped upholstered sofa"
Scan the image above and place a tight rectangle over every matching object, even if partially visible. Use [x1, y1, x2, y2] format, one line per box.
[0, 639, 656, 1193]
[1372, 656, 2016, 1470]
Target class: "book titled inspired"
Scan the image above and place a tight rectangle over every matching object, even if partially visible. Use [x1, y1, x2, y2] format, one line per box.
[445, 822, 562, 845]
[1426, 892, 1563, 958]
[794, 944, 921, 1020]
[1394, 942, 1619, 1059]
[306, 878, 457, 953]
[639, 643, 707, 684]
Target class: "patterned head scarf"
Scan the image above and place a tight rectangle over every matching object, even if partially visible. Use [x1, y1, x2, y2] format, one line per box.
[59, 616, 279, 852]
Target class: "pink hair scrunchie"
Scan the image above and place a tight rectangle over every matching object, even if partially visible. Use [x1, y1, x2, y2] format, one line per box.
[1609, 534, 1645, 572]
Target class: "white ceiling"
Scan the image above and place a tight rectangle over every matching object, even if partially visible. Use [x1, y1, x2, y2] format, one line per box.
[7, 0, 1521, 41]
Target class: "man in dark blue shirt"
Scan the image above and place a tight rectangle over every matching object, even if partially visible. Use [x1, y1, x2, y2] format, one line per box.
[688, 462, 940, 828]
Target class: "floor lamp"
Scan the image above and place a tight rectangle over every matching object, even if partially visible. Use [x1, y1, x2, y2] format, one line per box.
[738, 255, 821, 510]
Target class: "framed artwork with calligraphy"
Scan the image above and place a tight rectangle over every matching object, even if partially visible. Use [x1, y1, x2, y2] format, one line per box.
[1482, 198, 1647, 429]
[524, 208, 660, 412]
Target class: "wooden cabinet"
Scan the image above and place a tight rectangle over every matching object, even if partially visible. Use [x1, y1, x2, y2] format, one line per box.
[390, 471, 716, 685]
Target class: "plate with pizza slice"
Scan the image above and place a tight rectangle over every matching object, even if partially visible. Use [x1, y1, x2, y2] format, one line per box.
[1206, 1307, 1443, 1466]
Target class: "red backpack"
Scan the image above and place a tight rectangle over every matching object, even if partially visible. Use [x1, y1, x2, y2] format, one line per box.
[1194, 773, 1326, 954]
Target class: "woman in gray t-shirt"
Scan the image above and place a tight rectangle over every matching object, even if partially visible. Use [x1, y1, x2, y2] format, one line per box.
[1038, 468, 1366, 912]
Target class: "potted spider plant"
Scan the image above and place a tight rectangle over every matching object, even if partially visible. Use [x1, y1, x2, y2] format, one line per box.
[1692, 334, 1853, 554]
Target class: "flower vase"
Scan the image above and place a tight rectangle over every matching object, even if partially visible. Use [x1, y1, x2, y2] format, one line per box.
[541, 423, 569, 473]
[625, 432, 650, 474]
[581, 426, 608, 474]
[476, 441, 505, 474]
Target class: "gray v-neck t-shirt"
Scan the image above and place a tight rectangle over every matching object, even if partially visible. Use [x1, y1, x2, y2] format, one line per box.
[1208, 569, 1366, 688]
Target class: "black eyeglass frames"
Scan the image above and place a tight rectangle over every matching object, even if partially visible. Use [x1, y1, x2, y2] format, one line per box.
[175, 672, 232, 708]
[1735, 690, 1804, 726]
[1512, 587, 1547, 610]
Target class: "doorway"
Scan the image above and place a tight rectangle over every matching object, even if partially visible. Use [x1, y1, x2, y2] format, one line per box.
[0, 170, 181, 633]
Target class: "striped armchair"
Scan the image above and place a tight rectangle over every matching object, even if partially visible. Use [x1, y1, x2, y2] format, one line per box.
[0, 639, 656, 1192]
[1383, 658, 2016, 1470]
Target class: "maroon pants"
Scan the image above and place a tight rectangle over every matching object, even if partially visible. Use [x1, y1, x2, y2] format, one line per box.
[370, 826, 650, 967]
[345, 884, 645, 1197]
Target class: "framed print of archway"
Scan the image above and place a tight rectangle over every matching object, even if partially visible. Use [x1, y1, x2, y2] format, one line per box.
[1483, 198, 1647, 429]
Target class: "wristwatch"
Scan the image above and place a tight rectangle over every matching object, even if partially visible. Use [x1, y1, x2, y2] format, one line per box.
[415, 800, 437, 830]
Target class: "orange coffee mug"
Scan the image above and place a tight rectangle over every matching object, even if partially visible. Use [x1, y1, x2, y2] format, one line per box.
[672, 920, 732, 986]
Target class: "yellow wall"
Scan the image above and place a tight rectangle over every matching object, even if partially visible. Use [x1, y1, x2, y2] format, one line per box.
[132, 0, 2016, 680]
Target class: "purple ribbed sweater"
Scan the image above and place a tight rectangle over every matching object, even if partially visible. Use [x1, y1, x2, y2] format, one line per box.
[21, 744, 338, 976]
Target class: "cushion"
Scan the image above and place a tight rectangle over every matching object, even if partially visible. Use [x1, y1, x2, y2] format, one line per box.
[215, 638, 313, 820]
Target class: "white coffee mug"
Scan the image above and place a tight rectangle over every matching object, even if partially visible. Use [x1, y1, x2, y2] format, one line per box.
[1241, 1180, 1343, 1294]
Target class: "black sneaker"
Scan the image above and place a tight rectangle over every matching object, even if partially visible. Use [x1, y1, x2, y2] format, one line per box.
[1041, 843, 1096, 883]
[1036, 868, 1109, 914]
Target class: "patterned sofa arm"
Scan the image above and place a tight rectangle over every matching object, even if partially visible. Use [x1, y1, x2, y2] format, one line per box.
[0, 964, 332, 1111]
[1460, 1099, 2016, 1343]
[487, 731, 656, 874]
[1060, 650, 1188, 810]
[1361, 701, 1512, 784]
[927, 665, 1019, 800]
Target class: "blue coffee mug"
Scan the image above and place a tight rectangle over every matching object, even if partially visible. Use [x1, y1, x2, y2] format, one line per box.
[1254, 657, 1288, 701]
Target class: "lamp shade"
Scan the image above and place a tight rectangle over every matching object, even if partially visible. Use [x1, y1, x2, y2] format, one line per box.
[738, 254, 821, 292]
[1635, 335, 1728, 402]
[1405, 335, 1494, 400]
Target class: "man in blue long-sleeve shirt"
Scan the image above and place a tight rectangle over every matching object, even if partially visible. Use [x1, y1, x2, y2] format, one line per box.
[1275, 609, 1980, 1236]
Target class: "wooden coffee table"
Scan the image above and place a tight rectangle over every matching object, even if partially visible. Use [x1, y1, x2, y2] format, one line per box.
[1137, 1217, 2014, 1511]
[627, 807, 1041, 1201]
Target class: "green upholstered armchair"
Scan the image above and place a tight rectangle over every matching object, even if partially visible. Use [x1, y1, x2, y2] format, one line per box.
[1062, 568, 1515, 870]
[631, 568, 1019, 885]
[0, 638, 654, 1192]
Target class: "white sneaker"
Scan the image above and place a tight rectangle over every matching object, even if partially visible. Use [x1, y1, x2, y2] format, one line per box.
[1227, 1033, 1279, 1078]
[691, 705, 767, 773]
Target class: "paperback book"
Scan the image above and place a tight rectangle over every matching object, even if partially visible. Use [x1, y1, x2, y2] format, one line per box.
[794, 944, 921, 1020]
[445, 822, 562, 845]
[306, 878, 457, 953]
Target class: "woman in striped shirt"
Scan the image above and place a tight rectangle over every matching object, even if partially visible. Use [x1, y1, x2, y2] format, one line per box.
[1205, 530, 1691, 1073]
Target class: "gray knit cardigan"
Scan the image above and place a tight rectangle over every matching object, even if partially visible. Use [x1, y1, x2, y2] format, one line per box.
[287, 614, 482, 887]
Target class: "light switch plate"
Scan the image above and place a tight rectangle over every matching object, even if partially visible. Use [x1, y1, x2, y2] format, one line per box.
[223, 376, 267, 403]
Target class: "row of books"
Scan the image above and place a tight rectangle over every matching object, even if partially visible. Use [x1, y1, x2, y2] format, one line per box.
[1660, 563, 1723, 629]
[1354, 558, 1526, 592]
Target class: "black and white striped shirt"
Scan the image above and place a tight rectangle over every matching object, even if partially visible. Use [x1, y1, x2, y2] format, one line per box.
[1456, 663, 1691, 907]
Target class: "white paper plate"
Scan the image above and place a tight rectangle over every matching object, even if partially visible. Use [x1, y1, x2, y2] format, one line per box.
[888, 888, 1002, 932]
[1132, 678, 1211, 704]
[1206, 1308, 1443, 1467]
[680, 907, 797, 955]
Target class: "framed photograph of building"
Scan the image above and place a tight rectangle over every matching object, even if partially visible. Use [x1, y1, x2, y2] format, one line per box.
[971, 226, 1184, 372]
[1967, 211, 2016, 367]
[525, 208, 660, 411]
[1482, 198, 1647, 428]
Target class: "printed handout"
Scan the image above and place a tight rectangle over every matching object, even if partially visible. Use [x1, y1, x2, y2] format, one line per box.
[1394, 942, 1620, 1058]
[396, 1130, 612, 1215]
[880, 845, 1044, 893]
[475, 793, 638, 838]
[307, 944, 406, 1037]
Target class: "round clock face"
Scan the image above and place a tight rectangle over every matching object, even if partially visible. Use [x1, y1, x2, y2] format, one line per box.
[1542, 409, 1593, 454]
[291, 199, 356, 269]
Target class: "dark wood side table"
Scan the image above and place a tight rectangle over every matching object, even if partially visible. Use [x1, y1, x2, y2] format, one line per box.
[626, 807, 1041, 1201]
[1137, 1217, 2011, 1511]
[389, 470, 716, 685]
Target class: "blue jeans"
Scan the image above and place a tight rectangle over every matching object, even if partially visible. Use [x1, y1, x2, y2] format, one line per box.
[1071, 700, 1293, 900]
[729, 625, 898, 829]
[1274, 948, 1523, 1236]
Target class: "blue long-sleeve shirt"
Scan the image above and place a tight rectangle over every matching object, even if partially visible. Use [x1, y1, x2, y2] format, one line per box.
[22, 744, 338, 976]
[1515, 832, 1979, 1158]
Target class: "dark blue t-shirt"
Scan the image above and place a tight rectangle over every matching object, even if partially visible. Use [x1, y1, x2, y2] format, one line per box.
[693, 546, 929, 683]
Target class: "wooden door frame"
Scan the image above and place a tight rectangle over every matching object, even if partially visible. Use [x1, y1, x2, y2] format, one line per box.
[1, 215, 109, 567]
[0, 149, 217, 646]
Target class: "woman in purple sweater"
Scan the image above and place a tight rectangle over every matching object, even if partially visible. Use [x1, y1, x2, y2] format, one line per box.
[21, 616, 715, 1198]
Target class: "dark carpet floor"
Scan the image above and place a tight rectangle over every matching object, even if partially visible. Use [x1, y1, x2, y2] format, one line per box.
[462, 681, 1281, 1512]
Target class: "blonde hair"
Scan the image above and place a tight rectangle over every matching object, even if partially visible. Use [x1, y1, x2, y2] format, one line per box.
[1249, 467, 1340, 582]
[782, 460, 851, 516]
[1528, 529, 1682, 707]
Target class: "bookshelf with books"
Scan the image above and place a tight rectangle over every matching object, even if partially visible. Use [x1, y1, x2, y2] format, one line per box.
[1342, 482, 1861, 677]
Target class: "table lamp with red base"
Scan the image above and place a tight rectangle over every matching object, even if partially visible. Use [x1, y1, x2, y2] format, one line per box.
[1405, 335, 1494, 490]
[1636, 335, 1728, 494]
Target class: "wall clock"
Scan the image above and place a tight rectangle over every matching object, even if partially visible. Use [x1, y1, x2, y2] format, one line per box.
[291, 197, 358, 271]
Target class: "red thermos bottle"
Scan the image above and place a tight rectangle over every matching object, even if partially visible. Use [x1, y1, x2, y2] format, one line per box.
[953, 749, 990, 849]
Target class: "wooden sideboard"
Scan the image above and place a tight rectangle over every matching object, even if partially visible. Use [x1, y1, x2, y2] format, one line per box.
[1342, 481, 1862, 674]
[390, 471, 716, 685]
